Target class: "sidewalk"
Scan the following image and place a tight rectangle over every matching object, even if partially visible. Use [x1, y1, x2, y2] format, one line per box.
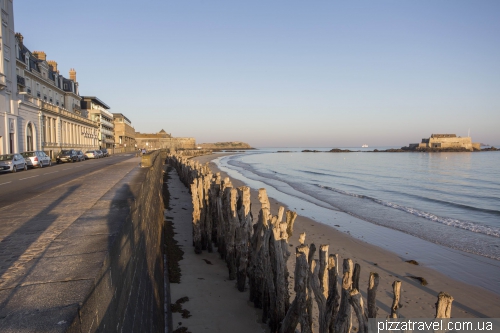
[0, 156, 142, 332]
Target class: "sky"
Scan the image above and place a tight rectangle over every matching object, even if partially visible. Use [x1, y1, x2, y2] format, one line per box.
[13, 1, 500, 147]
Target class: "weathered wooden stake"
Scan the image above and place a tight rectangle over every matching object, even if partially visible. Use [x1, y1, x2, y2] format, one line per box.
[435, 292, 454, 318]
[190, 178, 202, 254]
[319, 245, 329, 299]
[367, 272, 379, 318]
[390, 281, 402, 318]
[335, 258, 353, 333]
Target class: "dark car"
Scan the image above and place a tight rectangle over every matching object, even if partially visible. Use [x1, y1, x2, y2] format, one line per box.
[100, 148, 109, 157]
[56, 150, 78, 163]
[76, 150, 85, 161]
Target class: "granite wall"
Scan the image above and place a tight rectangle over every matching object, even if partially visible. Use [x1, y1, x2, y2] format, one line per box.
[68, 151, 165, 332]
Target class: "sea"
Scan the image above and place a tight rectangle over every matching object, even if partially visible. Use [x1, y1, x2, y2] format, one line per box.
[214, 148, 500, 292]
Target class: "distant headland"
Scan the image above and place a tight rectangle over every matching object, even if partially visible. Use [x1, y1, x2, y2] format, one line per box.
[197, 141, 254, 151]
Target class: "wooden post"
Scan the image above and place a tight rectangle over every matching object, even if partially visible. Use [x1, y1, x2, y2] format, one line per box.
[306, 243, 316, 330]
[328, 254, 340, 333]
[335, 258, 353, 333]
[190, 178, 202, 254]
[349, 289, 368, 333]
[225, 188, 239, 280]
[285, 210, 297, 237]
[367, 272, 379, 318]
[319, 245, 329, 299]
[280, 244, 310, 333]
[435, 292, 454, 318]
[352, 263, 361, 292]
[236, 186, 252, 292]
[390, 281, 402, 318]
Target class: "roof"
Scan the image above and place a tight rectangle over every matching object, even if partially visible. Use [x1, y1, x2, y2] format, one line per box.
[112, 113, 131, 123]
[81, 96, 110, 109]
[431, 134, 457, 138]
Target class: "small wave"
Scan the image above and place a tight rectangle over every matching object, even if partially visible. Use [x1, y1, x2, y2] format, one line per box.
[316, 184, 500, 238]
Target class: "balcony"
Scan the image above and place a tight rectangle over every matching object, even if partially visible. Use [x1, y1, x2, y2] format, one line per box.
[100, 128, 114, 137]
[17, 75, 26, 87]
[99, 118, 114, 129]
[0, 73, 6, 90]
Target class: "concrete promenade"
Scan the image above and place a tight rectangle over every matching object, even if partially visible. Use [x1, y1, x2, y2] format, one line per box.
[0, 156, 142, 331]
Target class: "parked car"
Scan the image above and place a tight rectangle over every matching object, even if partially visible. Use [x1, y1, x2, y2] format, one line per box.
[75, 150, 85, 161]
[21, 151, 52, 168]
[56, 150, 79, 163]
[100, 148, 109, 157]
[95, 150, 104, 159]
[84, 150, 98, 159]
[0, 154, 28, 173]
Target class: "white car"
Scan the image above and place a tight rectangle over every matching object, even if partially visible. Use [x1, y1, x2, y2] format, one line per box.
[0, 153, 28, 173]
[85, 150, 98, 159]
[21, 151, 52, 168]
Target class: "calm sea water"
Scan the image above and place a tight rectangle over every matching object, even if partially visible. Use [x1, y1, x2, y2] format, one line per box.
[216, 148, 500, 260]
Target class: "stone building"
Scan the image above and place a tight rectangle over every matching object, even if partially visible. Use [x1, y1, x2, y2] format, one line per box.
[135, 129, 195, 150]
[0, 0, 19, 154]
[113, 113, 135, 152]
[409, 134, 480, 151]
[14, 33, 98, 157]
[81, 96, 114, 150]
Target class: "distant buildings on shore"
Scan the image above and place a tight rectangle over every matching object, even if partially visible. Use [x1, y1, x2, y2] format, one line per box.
[408, 134, 480, 151]
[135, 129, 195, 150]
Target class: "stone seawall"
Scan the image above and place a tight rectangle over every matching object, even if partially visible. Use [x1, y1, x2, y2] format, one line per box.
[68, 151, 165, 332]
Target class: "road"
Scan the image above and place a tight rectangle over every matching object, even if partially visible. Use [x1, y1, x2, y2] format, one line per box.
[0, 153, 137, 209]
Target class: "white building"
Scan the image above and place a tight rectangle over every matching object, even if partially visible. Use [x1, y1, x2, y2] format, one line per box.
[81, 96, 114, 150]
[14, 34, 99, 157]
[0, 0, 19, 154]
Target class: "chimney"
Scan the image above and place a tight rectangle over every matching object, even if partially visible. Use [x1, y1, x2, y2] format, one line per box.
[15, 32, 24, 46]
[69, 68, 76, 82]
[47, 60, 58, 73]
[33, 51, 47, 61]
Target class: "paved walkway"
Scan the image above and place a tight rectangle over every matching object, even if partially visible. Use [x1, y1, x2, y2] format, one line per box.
[0, 156, 142, 332]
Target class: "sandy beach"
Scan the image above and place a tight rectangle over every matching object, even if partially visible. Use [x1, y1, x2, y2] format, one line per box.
[167, 152, 500, 332]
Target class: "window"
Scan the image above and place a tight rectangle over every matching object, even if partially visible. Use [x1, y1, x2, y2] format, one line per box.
[37, 91, 41, 98]
[26, 123, 33, 151]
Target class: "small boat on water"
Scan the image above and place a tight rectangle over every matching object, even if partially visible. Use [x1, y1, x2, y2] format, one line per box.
[362, 144, 368, 148]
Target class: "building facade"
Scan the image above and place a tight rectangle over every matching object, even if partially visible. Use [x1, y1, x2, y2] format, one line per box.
[113, 113, 135, 152]
[0, 0, 19, 155]
[81, 96, 114, 150]
[135, 129, 196, 150]
[409, 134, 480, 151]
[14, 34, 99, 157]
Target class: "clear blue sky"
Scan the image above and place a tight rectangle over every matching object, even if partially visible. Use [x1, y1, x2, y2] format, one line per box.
[14, 1, 500, 147]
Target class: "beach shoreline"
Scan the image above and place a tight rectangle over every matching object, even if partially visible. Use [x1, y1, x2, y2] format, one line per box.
[193, 152, 500, 319]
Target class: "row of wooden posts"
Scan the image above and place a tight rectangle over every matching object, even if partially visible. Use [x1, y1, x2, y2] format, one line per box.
[167, 153, 455, 333]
